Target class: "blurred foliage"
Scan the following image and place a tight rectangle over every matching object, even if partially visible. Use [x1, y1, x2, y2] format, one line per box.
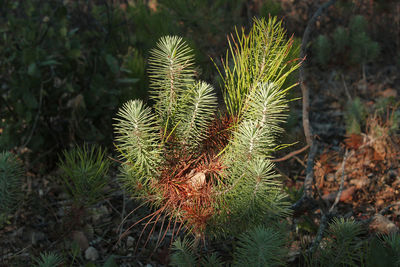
[344, 96, 399, 136]
[344, 97, 367, 135]
[313, 35, 331, 66]
[260, 0, 283, 17]
[0, 0, 147, 153]
[313, 15, 379, 67]
[127, 0, 248, 80]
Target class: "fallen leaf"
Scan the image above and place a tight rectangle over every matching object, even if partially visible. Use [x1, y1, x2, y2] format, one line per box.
[380, 88, 397, 98]
[339, 186, 356, 202]
[85, 246, 99, 261]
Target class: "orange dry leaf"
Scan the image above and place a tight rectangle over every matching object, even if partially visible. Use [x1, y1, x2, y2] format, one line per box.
[344, 134, 364, 149]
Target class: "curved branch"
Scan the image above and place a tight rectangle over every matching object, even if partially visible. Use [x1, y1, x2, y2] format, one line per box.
[300, 0, 338, 146]
[292, 0, 337, 212]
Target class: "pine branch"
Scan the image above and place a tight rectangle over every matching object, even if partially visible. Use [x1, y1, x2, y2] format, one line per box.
[148, 36, 195, 126]
[177, 81, 217, 148]
[114, 100, 161, 185]
[219, 17, 300, 119]
[245, 82, 291, 136]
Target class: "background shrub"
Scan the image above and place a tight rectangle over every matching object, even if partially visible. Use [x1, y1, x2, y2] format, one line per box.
[313, 15, 379, 67]
[0, 151, 23, 226]
[0, 1, 147, 153]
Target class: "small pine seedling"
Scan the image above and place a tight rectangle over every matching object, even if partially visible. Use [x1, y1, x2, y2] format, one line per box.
[33, 252, 63, 267]
[344, 97, 367, 135]
[315, 218, 364, 266]
[0, 151, 23, 226]
[59, 144, 110, 208]
[313, 35, 331, 66]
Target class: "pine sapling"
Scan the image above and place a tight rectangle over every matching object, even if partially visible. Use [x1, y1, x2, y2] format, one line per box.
[114, 17, 300, 248]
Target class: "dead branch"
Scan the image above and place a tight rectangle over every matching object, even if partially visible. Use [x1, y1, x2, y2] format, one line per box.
[292, 0, 337, 212]
[291, 142, 318, 211]
[300, 0, 338, 146]
[329, 150, 350, 213]
[271, 145, 310, 162]
[309, 213, 330, 254]
[379, 201, 400, 215]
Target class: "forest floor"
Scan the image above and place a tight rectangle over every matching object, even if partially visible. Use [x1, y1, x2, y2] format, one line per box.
[1, 0, 400, 266]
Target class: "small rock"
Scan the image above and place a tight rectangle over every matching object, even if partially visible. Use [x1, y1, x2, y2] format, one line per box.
[127, 236, 135, 247]
[91, 205, 109, 222]
[339, 186, 356, 202]
[188, 172, 206, 189]
[71, 230, 89, 250]
[85, 246, 99, 261]
[370, 214, 398, 234]
[31, 231, 45, 245]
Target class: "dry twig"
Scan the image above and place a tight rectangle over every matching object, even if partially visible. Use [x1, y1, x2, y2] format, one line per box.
[329, 150, 350, 213]
[271, 145, 310, 162]
[292, 0, 337, 212]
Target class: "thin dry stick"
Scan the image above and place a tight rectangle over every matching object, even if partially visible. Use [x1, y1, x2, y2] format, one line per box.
[271, 145, 310, 162]
[303, 143, 318, 199]
[118, 190, 127, 238]
[329, 150, 350, 213]
[341, 74, 352, 101]
[379, 201, 400, 215]
[291, 143, 318, 210]
[292, 0, 337, 212]
[300, 0, 338, 146]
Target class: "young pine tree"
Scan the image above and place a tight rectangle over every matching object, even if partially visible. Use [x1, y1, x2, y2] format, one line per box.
[114, 17, 300, 247]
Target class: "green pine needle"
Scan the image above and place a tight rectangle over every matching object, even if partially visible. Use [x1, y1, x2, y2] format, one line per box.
[114, 100, 162, 184]
[149, 36, 195, 126]
[218, 17, 300, 119]
[58, 144, 110, 207]
[178, 81, 217, 148]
